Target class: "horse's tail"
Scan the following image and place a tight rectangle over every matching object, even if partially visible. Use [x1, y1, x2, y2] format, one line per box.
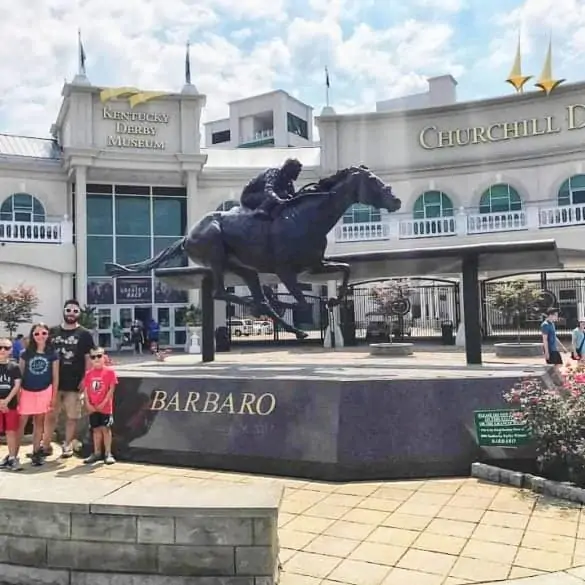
[105, 236, 186, 277]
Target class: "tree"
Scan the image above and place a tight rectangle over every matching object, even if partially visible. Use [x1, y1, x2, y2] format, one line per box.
[78, 305, 97, 330]
[369, 280, 412, 343]
[184, 304, 202, 327]
[487, 279, 543, 343]
[0, 285, 39, 338]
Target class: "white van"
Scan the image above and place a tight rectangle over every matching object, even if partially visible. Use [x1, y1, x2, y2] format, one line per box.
[230, 319, 253, 336]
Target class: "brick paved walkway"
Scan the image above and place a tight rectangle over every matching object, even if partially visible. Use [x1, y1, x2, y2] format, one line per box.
[2, 445, 585, 584]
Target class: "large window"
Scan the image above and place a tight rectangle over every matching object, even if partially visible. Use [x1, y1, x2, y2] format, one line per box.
[413, 191, 454, 219]
[115, 236, 151, 265]
[558, 175, 585, 206]
[87, 195, 113, 234]
[212, 130, 231, 145]
[342, 204, 381, 224]
[87, 236, 113, 276]
[115, 196, 151, 236]
[287, 113, 309, 139]
[0, 193, 45, 223]
[479, 184, 522, 213]
[153, 198, 186, 236]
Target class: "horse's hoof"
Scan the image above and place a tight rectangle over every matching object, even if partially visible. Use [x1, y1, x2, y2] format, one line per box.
[295, 331, 309, 340]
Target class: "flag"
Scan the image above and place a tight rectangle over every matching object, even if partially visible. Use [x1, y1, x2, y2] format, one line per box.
[185, 41, 191, 85]
[78, 29, 86, 75]
[325, 66, 330, 88]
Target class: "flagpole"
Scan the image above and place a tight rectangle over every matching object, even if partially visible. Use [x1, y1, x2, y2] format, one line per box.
[78, 28, 86, 76]
[325, 66, 330, 107]
[185, 41, 191, 85]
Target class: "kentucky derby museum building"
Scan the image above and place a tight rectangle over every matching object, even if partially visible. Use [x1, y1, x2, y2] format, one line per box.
[2, 70, 585, 347]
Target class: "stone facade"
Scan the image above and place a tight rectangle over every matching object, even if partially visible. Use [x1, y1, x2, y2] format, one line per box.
[0, 475, 281, 585]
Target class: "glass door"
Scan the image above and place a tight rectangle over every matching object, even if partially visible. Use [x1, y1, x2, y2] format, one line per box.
[173, 305, 188, 348]
[156, 306, 171, 347]
[96, 307, 112, 349]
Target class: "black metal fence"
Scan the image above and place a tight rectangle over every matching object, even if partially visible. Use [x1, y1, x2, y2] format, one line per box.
[347, 279, 460, 342]
[482, 275, 585, 338]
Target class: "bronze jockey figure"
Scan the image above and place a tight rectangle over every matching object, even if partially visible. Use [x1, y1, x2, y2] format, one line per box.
[240, 158, 303, 218]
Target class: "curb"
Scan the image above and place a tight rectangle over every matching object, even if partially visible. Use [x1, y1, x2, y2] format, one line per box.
[471, 462, 585, 504]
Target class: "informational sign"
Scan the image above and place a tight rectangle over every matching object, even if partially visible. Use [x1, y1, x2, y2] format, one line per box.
[116, 278, 152, 304]
[102, 106, 168, 150]
[474, 409, 530, 447]
[87, 279, 114, 305]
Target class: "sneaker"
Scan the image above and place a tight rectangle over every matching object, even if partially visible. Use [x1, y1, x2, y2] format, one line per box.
[0, 455, 9, 469]
[7, 457, 22, 471]
[83, 453, 102, 465]
[61, 444, 74, 458]
[26, 444, 53, 459]
[30, 451, 45, 467]
[104, 454, 116, 465]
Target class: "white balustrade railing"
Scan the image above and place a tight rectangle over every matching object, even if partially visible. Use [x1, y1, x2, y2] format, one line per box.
[539, 203, 585, 228]
[466, 210, 527, 234]
[399, 217, 456, 239]
[0, 220, 73, 244]
[334, 221, 389, 242]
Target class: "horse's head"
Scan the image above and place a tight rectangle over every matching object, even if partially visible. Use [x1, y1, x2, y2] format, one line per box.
[352, 166, 401, 213]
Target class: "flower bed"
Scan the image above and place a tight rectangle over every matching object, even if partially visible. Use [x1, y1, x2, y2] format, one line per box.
[503, 362, 585, 486]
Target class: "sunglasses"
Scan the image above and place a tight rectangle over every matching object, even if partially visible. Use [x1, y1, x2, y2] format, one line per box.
[33, 330, 49, 337]
[0, 346, 12, 351]
[65, 308, 80, 314]
[90, 354, 104, 360]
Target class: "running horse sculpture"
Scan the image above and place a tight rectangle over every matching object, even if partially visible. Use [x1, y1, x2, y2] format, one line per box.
[106, 165, 401, 338]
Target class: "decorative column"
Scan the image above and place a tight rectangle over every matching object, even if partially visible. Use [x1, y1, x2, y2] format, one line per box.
[74, 167, 88, 306]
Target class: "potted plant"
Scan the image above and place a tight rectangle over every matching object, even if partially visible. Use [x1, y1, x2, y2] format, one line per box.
[184, 304, 203, 353]
[368, 280, 414, 356]
[78, 305, 99, 345]
[488, 280, 544, 357]
[0, 284, 39, 338]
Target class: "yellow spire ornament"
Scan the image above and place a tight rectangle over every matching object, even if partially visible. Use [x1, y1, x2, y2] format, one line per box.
[506, 33, 532, 93]
[535, 37, 565, 95]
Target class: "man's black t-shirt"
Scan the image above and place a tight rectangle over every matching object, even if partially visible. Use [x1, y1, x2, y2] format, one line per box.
[50, 325, 95, 392]
[0, 362, 22, 410]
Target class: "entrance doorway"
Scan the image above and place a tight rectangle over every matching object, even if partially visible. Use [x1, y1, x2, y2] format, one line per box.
[134, 306, 152, 327]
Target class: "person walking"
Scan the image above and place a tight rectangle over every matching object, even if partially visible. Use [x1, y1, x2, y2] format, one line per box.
[541, 308, 568, 369]
[572, 319, 585, 361]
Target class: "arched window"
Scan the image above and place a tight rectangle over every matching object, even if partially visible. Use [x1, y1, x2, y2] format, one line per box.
[558, 175, 585, 206]
[216, 200, 239, 212]
[342, 204, 381, 224]
[479, 184, 522, 213]
[0, 193, 46, 223]
[413, 191, 454, 219]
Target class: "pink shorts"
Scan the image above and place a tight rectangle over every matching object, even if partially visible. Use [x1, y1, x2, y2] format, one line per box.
[18, 386, 53, 416]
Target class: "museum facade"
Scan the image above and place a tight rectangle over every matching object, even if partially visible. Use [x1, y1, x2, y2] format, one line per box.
[1, 76, 585, 346]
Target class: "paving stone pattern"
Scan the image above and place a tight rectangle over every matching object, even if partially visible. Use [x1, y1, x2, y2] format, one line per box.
[3, 445, 585, 584]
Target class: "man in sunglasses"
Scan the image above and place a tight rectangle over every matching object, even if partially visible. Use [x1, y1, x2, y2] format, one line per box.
[41, 299, 95, 458]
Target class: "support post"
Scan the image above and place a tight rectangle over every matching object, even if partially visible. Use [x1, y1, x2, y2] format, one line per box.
[462, 254, 482, 365]
[201, 274, 215, 363]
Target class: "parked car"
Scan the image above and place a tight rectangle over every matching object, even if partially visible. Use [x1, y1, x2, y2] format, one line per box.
[229, 319, 253, 336]
[253, 320, 274, 335]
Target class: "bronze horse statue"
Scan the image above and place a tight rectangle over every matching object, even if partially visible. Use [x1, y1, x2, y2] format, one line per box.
[106, 165, 401, 338]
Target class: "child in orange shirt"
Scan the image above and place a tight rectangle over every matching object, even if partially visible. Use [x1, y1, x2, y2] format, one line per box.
[80, 347, 118, 465]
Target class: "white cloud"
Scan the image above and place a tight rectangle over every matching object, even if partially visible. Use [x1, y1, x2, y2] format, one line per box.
[413, 0, 467, 11]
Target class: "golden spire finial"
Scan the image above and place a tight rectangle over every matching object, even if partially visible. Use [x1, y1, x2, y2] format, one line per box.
[535, 35, 565, 95]
[506, 32, 532, 93]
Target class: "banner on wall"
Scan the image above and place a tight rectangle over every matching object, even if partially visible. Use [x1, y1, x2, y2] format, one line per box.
[87, 279, 115, 305]
[154, 279, 188, 304]
[116, 278, 153, 304]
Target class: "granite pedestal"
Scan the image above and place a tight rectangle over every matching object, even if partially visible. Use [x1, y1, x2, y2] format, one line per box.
[111, 358, 556, 481]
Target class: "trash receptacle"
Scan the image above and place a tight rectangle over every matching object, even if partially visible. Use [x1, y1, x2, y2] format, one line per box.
[215, 326, 230, 352]
[441, 321, 455, 345]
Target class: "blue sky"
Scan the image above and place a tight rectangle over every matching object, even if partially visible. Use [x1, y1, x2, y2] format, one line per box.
[0, 0, 583, 138]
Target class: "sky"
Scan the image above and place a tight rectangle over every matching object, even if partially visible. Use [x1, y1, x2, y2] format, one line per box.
[1, 0, 585, 140]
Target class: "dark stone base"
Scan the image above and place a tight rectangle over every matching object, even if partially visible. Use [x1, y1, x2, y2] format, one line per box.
[112, 363, 554, 481]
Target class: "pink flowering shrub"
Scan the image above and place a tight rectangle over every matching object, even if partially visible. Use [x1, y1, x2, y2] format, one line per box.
[503, 362, 585, 484]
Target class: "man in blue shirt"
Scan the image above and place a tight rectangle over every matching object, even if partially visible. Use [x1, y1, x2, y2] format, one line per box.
[541, 308, 567, 368]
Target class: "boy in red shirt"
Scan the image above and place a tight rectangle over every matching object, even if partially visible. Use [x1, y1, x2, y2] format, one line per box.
[81, 347, 118, 465]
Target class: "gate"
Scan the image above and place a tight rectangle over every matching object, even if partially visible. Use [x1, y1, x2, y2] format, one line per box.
[347, 278, 460, 341]
[226, 293, 328, 345]
[482, 271, 585, 339]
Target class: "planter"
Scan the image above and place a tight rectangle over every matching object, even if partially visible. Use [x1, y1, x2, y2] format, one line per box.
[369, 343, 414, 357]
[494, 342, 543, 358]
